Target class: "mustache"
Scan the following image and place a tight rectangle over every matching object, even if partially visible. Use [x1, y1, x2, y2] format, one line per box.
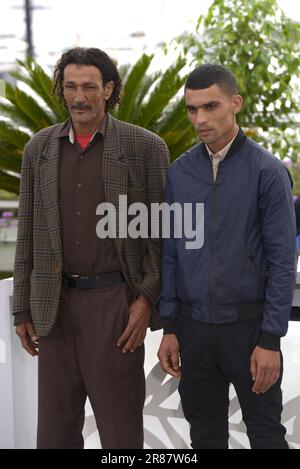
[71, 104, 92, 110]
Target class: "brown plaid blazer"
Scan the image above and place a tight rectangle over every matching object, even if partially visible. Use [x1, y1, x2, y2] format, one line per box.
[12, 114, 169, 336]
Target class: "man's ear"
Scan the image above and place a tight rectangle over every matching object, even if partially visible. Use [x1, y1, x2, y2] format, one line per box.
[104, 81, 115, 101]
[232, 95, 243, 114]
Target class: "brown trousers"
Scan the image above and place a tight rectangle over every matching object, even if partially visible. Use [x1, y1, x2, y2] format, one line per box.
[37, 282, 145, 449]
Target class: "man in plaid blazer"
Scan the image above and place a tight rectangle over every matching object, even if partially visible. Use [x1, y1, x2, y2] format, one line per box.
[12, 47, 169, 449]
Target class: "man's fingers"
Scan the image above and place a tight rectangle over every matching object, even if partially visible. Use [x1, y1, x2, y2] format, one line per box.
[158, 351, 181, 378]
[160, 354, 179, 377]
[250, 359, 257, 382]
[20, 336, 38, 357]
[171, 350, 180, 371]
[26, 323, 38, 342]
[117, 325, 133, 348]
[127, 330, 146, 353]
[252, 368, 265, 394]
[158, 335, 181, 378]
[118, 321, 147, 353]
[260, 369, 280, 393]
[258, 372, 272, 394]
[252, 369, 278, 394]
[122, 331, 139, 353]
[16, 323, 38, 356]
[251, 347, 281, 394]
[118, 327, 143, 353]
[271, 369, 280, 384]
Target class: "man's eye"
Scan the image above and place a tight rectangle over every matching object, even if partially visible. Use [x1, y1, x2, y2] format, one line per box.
[187, 107, 197, 114]
[207, 104, 216, 110]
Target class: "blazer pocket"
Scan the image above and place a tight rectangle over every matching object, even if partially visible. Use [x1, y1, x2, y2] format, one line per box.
[128, 179, 146, 203]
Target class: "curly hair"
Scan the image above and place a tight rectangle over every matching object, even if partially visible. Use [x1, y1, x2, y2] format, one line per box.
[53, 47, 122, 111]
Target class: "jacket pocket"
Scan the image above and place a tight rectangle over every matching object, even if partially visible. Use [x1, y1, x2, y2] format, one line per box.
[247, 254, 265, 293]
[128, 180, 146, 201]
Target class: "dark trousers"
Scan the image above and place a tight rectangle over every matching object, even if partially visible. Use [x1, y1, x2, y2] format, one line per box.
[177, 317, 288, 449]
[37, 282, 145, 449]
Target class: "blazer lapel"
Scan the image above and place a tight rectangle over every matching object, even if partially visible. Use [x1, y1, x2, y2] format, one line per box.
[102, 114, 128, 255]
[39, 124, 63, 267]
[39, 116, 127, 267]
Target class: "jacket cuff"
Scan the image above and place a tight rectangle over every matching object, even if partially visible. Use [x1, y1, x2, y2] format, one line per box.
[137, 284, 157, 309]
[258, 330, 281, 351]
[161, 320, 178, 334]
[138, 290, 154, 308]
[13, 312, 32, 326]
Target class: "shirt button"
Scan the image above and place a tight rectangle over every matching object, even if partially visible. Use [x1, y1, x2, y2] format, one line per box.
[79, 155, 84, 160]
[76, 211, 81, 216]
[76, 183, 83, 188]
[75, 241, 81, 247]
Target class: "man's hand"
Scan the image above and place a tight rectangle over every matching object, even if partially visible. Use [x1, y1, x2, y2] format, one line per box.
[158, 334, 181, 378]
[250, 346, 280, 394]
[15, 322, 39, 357]
[117, 295, 151, 353]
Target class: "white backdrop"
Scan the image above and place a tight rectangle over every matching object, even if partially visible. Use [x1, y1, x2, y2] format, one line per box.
[1, 277, 300, 449]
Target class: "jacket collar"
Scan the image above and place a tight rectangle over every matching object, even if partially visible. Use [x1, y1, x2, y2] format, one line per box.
[202, 128, 247, 161]
[43, 113, 123, 158]
[57, 114, 107, 143]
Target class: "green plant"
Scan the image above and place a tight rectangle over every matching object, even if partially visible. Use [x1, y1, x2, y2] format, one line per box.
[113, 53, 197, 161]
[176, 0, 300, 175]
[0, 271, 13, 280]
[0, 189, 17, 200]
[0, 53, 196, 195]
[0, 56, 68, 195]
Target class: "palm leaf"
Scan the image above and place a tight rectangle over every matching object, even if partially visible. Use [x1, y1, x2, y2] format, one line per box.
[0, 170, 20, 194]
[11, 67, 67, 122]
[26, 58, 67, 121]
[0, 122, 31, 149]
[0, 141, 23, 159]
[3, 81, 49, 131]
[0, 102, 38, 132]
[138, 56, 187, 129]
[12, 87, 54, 128]
[0, 153, 22, 173]
[156, 97, 188, 133]
[12, 57, 67, 122]
[168, 132, 198, 161]
[135, 71, 161, 108]
[116, 53, 154, 122]
[0, 53, 195, 195]
[118, 63, 130, 82]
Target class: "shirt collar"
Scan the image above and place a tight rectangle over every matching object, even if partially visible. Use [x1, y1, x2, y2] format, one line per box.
[58, 113, 107, 143]
[206, 126, 239, 160]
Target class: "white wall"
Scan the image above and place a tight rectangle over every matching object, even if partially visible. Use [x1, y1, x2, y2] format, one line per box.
[1, 278, 300, 449]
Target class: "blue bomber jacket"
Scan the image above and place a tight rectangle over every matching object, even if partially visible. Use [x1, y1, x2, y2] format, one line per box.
[159, 130, 297, 350]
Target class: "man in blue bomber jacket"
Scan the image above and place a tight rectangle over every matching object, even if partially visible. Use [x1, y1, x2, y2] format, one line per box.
[158, 64, 296, 449]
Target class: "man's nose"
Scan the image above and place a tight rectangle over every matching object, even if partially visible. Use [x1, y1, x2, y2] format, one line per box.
[195, 109, 208, 126]
[73, 87, 86, 102]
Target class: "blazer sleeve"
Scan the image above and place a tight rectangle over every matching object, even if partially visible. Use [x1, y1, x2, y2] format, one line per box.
[12, 145, 34, 325]
[137, 137, 170, 309]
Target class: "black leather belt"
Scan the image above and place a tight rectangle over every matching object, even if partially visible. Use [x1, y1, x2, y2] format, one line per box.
[62, 271, 124, 289]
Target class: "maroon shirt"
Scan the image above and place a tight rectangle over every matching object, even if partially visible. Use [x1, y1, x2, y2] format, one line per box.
[58, 115, 121, 275]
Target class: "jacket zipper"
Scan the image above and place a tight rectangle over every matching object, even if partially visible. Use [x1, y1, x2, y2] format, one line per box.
[208, 162, 219, 322]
